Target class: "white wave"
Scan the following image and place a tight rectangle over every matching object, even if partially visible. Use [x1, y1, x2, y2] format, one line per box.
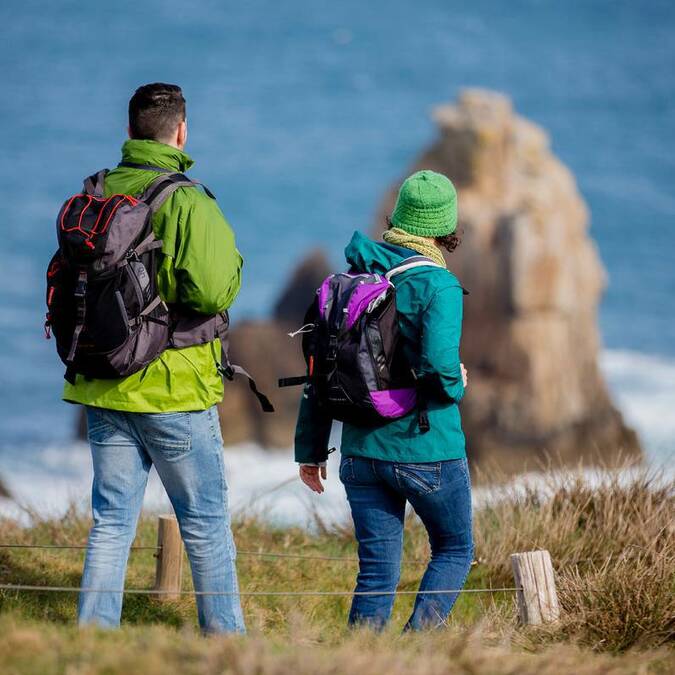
[2, 439, 671, 530]
[0, 441, 351, 527]
[601, 348, 675, 462]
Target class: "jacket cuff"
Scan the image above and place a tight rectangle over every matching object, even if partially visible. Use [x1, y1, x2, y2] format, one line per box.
[294, 385, 333, 463]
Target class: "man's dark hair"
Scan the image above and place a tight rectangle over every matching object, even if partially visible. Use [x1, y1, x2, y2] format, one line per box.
[128, 83, 186, 142]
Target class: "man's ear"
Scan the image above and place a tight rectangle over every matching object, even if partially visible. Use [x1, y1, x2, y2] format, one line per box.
[127, 125, 133, 139]
[176, 120, 187, 150]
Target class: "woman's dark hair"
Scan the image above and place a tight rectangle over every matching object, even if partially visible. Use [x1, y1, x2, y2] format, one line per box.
[128, 83, 186, 142]
[435, 231, 462, 253]
[385, 217, 462, 253]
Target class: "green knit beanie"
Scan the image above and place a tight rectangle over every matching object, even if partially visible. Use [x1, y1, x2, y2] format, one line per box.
[390, 170, 458, 237]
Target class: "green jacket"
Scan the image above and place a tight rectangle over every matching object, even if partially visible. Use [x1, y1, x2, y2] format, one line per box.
[294, 231, 466, 464]
[63, 139, 243, 412]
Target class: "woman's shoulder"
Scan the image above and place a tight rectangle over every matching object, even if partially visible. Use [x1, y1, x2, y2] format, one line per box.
[415, 266, 463, 295]
[397, 266, 464, 314]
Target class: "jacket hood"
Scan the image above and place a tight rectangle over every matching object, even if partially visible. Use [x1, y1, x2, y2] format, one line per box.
[344, 231, 416, 274]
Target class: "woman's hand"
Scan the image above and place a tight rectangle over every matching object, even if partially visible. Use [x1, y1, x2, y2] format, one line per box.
[299, 465, 327, 494]
[461, 363, 468, 387]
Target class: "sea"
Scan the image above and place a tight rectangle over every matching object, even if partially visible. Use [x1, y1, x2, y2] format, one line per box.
[0, 0, 673, 521]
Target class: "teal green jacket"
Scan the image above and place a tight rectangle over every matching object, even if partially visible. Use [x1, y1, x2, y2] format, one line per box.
[294, 231, 466, 464]
[63, 139, 243, 412]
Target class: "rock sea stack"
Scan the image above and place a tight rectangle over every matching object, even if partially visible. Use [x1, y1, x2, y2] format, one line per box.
[373, 89, 640, 469]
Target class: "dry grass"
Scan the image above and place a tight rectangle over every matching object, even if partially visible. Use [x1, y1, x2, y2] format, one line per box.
[471, 466, 675, 651]
[0, 463, 673, 673]
[557, 547, 675, 651]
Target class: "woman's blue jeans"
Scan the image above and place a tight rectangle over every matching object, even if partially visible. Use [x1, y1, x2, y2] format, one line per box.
[339, 456, 473, 630]
[78, 405, 245, 634]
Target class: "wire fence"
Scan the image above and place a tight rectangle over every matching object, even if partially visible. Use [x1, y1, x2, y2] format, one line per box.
[1, 523, 569, 627]
[0, 539, 507, 599]
[0, 583, 518, 597]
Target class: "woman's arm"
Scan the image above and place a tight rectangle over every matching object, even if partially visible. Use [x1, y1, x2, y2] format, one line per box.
[418, 284, 466, 403]
[295, 385, 333, 493]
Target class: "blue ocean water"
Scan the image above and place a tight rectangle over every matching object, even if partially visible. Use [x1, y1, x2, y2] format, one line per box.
[0, 0, 673, 466]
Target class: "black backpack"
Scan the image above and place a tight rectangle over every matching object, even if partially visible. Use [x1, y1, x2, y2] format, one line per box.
[46, 164, 273, 412]
[279, 256, 443, 429]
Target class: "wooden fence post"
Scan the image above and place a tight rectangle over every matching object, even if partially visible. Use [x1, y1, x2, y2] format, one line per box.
[511, 550, 560, 625]
[154, 514, 183, 601]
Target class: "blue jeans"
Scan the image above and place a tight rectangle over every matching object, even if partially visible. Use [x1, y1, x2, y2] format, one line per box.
[339, 456, 473, 630]
[78, 405, 245, 634]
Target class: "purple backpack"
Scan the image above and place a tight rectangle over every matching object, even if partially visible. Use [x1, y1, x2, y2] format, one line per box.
[280, 256, 443, 430]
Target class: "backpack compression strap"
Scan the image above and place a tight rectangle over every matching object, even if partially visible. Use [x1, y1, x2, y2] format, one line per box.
[218, 361, 275, 413]
[63, 268, 89, 384]
[215, 313, 275, 413]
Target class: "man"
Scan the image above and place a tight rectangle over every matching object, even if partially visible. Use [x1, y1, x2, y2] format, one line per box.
[66, 83, 245, 633]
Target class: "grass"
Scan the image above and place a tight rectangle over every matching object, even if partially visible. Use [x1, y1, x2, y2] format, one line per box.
[0, 464, 673, 673]
[473, 467, 675, 651]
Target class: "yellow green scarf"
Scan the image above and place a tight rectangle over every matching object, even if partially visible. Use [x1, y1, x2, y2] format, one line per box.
[382, 227, 447, 267]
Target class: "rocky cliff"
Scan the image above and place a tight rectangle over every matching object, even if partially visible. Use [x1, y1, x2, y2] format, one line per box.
[372, 89, 639, 469]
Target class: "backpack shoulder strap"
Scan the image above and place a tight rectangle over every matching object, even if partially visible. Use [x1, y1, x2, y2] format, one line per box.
[119, 161, 216, 199]
[82, 169, 108, 197]
[384, 255, 444, 280]
[139, 172, 216, 214]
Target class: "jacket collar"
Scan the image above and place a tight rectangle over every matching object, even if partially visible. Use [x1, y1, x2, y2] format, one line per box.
[345, 230, 412, 274]
[120, 139, 194, 172]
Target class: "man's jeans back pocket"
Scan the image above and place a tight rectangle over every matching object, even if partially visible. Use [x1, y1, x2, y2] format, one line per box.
[86, 407, 118, 443]
[139, 412, 192, 460]
[394, 462, 441, 496]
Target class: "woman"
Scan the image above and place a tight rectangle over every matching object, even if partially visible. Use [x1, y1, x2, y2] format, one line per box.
[295, 170, 472, 630]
